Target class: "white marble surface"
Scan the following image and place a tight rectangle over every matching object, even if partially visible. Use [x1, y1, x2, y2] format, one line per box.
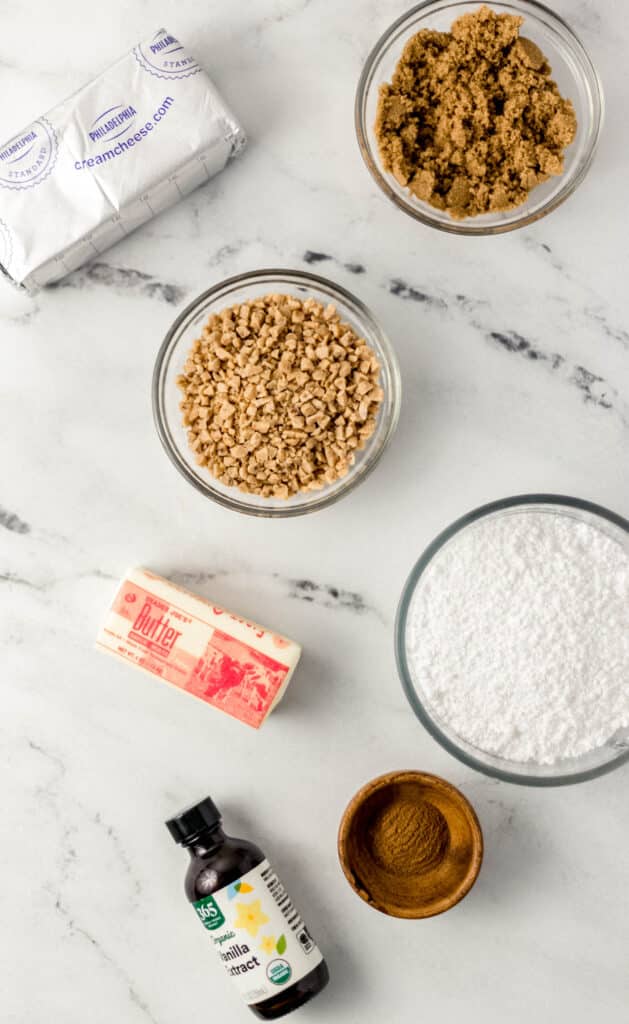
[2, 1, 628, 1021]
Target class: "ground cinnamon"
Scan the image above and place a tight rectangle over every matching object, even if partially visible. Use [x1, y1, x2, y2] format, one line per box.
[338, 771, 483, 918]
[369, 798, 449, 875]
[375, 5, 577, 218]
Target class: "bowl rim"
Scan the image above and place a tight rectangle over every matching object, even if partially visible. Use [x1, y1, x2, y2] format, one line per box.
[152, 267, 402, 518]
[355, 0, 605, 236]
[337, 769, 483, 918]
[395, 493, 629, 786]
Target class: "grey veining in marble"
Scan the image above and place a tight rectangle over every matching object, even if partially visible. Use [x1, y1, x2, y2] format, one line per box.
[1, 2, 628, 1023]
[51, 262, 188, 305]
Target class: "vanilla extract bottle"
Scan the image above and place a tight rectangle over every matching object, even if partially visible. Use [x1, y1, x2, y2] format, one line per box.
[166, 796, 329, 1019]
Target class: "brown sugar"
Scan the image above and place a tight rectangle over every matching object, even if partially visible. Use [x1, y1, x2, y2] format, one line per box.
[375, 5, 577, 218]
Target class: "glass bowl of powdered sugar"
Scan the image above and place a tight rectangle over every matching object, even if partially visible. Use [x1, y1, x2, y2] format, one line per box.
[395, 495, 629, 785]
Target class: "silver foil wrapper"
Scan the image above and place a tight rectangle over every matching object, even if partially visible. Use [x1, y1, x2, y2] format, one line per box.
[0, 28, 246, 290]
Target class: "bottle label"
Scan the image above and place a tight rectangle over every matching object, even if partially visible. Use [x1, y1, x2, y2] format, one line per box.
[193, 859, 323, 1005]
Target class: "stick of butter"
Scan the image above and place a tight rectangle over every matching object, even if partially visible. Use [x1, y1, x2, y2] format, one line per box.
[96, 568, 301, 728]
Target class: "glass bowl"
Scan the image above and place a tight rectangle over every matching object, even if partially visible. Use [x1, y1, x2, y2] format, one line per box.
[152, 269, 401, 517]
[356, 0, 604, 235]
[395, 495, 629, 785]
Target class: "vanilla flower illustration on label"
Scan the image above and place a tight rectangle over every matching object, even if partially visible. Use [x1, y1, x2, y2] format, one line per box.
[192, 860, 323, 1005]
[233, 900, 269, 938]
[260, 935, 275, 955]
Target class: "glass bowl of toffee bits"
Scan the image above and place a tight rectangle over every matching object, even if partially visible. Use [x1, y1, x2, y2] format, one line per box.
[356, 0, 603, 234]
[153, 269, 401, 517]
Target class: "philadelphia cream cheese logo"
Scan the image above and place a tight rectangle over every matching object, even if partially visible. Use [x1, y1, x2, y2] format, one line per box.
[73, 95, 175, 170]
[0, 117, 58, 190]
[88, 104, 138, 144]
[133, 30, 201, 79]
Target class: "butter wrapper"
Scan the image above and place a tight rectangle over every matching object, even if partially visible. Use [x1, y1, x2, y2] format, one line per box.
[96, 568, 301, 729]
[0, 29, 246, 290]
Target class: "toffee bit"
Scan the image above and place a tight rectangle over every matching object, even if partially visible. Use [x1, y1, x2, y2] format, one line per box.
[178, 294, 383, 498]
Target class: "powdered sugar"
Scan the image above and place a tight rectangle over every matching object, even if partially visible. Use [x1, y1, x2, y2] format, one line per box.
[407, 508, 629, 765]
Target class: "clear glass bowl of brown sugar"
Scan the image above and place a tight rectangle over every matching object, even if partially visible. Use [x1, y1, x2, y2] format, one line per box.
[356, 0, 604, 235]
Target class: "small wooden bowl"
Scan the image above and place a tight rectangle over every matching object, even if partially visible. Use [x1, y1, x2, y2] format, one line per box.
[338, 770, 483, 919]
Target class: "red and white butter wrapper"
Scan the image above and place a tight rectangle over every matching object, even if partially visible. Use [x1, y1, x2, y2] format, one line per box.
[96, 567, 301, 728]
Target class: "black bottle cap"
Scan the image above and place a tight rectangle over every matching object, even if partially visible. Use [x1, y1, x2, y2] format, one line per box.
[165, 796, 222, 845]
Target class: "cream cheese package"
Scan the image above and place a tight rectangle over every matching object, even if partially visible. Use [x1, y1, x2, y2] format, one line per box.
[0, 28, 245, 290]
[96, 568, 302, 728]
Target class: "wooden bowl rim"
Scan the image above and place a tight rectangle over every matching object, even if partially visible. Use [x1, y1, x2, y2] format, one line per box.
[337, 769, 483, 918]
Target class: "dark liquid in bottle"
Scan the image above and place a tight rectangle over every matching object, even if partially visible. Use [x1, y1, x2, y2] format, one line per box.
[167, 796, 329, 1020]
